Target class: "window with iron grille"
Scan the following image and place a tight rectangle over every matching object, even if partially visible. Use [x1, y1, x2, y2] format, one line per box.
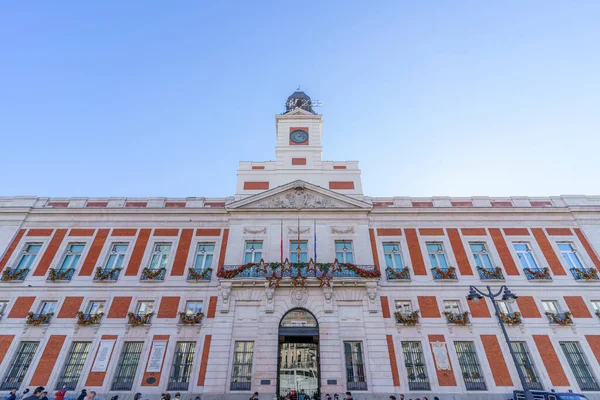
[510, 342, 543, 390]
[559, 341, 600, 391]
[344, 341, 367, 390]
[111, 342, 144, 391]
[401, 341, 430, 391]
[230, 341, 254, 391]
[0, 341, 39, 390]
[454, 341, 487, 391]
[55, 342, 91, 390]
[167, 342, 196, 391]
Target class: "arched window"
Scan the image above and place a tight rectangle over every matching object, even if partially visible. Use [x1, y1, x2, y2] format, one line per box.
[280, 309, 317, 328]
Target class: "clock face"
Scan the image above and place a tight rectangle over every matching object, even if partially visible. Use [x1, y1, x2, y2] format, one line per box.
[290, 129, 309, 143]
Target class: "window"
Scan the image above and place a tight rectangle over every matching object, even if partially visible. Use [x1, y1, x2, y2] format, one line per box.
[344, 341, 367, 390]
[513, 243, 539, 270]
[184, 301, 203, 315]
[135, 301, 154, 316]
[427, 242, 449, 269]
[168, 342, 196, 390]
[383, 242, 404, 269]
[591, 300, 600, 313]
[290, 240, 308, 263]
[58, 243, 85, 272]
[230, 341, 254, 391]
[111, 342, 144, 391]
[193, 243, 215, 270]
[401, 341, 430, 390]
[541, 300, 559, 314]
[558, 243, 585, 270]
[560, 342, 600, 391]
[0, 301, 8, 317]
[469, 243, 493, 269]
[39, 301, 57, 315]
[496, 301, 512, 315]
[454, 341, 487, 391]
[148, 243, 172, 270]
[510, 342, 542, 390]
[395, 301, 413, 314]
[87, 301, 106, 316]
[443, 300, 462, 314]
[0, 342, 40, 390]
[15, 243, 42, 271]
[104, 243, 128, 270]
[243, 241, 263, 263]
[335, 241, 354, 263]
[55, 342, 92, 390]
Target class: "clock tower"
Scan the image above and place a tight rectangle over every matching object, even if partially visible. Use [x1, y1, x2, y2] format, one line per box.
[235, 90, 363, 199]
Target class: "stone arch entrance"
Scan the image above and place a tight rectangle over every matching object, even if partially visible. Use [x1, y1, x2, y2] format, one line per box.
[277, 308, 320, 400]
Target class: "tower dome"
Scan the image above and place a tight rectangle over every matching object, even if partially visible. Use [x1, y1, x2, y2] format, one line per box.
[285, 89, 314, 114]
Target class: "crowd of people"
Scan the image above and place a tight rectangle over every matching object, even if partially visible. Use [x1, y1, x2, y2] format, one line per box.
[4, 387, 96, 400]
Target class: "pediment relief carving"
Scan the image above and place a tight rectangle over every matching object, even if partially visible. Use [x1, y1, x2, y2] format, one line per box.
[242, 188, 356, 209]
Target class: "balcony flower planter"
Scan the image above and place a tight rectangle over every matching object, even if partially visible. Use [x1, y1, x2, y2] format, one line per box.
[127, 312, 153, 326]
[477, 266, 504, 280]
[570, 267, 599, 281]
[47, 268, 74, 281]
[443, 311, 470, 325]
[76, 312, 103, 326]
[395, 310, 420, 326]
[140, 267, 166, 281]
[1, 268, 30, 282]
[26, 312, 53, 326]
[524, 267, 551, 280]
[546, 312, 573, 326]
[94, 267, 121, 281]
[187, 267, 212, 281]
[179, 312, 204, 325]
[499, 311, 522, 325]
[432, 266, 457, 280]
[386, 267, 410, 280]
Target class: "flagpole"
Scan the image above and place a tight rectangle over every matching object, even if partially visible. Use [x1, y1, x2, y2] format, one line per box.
[314, 219, 317, 262]
[297, 215, 301, 263]
[280, 219, 283, 263]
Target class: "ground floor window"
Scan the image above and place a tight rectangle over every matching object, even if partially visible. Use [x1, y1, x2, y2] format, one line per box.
[344, 341, 367, 390]
[0, 342, 39, 390]
[510, 341, 542, 390]
[55, 342, 91, 390]
[560, 341, 600, 391]
[231, 341, 254, 391]
[168, 342, 196, 391]
[454, 341, 487, 391]
[401, 341, 430, 391]
[111, 342, 144, 391]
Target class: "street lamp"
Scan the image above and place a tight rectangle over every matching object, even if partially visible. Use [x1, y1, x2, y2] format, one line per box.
[467, 285, 534, 400]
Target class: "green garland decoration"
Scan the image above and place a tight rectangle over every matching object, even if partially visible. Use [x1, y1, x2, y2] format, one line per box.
[2, 268, 28, 281]
[26, 312, 53, 326]
[48, 268, 74, 281]
[188, 267, 212, 281]
[433, 266, 457, 279]
[127, 312, 153, 326]
[76, 311, 103, 326]
[476, 266, 504, 279]
[499, 311, 522, 325]
[546, 311, 573, 326]
[524, 267, 550, 279]
[141, 267, 165, 280]
[573, 268, 599, 280]
[386, 267, 410, 279]
[95, 267, 122, 280]
[395, 310, 420, 326]
[179, 312, 204, 324]
[443, 311, 470, 325]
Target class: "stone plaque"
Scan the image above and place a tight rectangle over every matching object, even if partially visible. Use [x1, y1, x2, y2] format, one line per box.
[431, 341, 451, 370]
[91, 340, 115, 372]
[146, 340, 168, 372]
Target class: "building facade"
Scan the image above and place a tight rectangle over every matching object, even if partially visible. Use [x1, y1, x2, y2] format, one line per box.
[1, 91, 600, 400]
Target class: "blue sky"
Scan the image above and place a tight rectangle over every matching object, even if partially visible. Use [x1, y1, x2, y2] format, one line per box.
[1, 1, 599, 198]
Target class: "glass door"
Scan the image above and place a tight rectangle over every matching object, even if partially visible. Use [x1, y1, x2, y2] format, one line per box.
[278, 342, 319, 400]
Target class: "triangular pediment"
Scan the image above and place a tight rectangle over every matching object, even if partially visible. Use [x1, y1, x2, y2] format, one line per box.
[227, 180, 371, 210]
[283, 108, 315, 116]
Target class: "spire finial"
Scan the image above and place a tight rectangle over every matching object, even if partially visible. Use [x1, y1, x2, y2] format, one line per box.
[296, 85, 301, 91]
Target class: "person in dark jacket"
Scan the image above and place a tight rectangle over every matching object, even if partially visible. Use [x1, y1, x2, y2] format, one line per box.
[7, 389, 17, 400]
[76, 390, 87, 400]
[19, 389, 30, 400]
[40, 391, 48, 400]
[23, 387, 44, 400]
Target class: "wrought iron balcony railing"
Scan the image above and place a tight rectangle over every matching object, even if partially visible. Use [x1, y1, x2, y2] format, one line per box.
[140, 267, 166, 281]
[546, 312, 573, 326]
[476, 266, 505, 280]
[1, 267, 30, 282]
[386, 266, 411, 281]
[47, 268, 75, 282]
[230, 381, 251, 391]
[523, 267, 552, 281]
[76, 312, 103, 325]
[187, 267, 212, 281]
[443, 311, 470, 325]
[431, 266, 457, 280]
[499, 311, 522, 325]
[127, 312, 153, 326]
[26, 312, 53, 325]
[347, 381, 368, 391]
[218, 260, 379, 280]
[395, 311, 420, 326]
[179, 312, 204, 325]
[94, 267, 121, 282]
[570, 267, 599, 281]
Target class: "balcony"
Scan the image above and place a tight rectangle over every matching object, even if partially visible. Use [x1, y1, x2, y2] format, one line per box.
[546, 312, 573, 326]
[187, 267, 212, 282]
[179, 312, 204, 325]
[47, 268, 75, 282]
[395, 310, 420, 326]
[26, 312, 53, 326]
[140, 267, 166, 281]
[407, 373, 430, 391]
[1, 267, 30, 282]
[499, 311, 522, 325]
[230, 382, 251, 391]
[76, 312, 103, 326]
[477, 266, 505, 280]
[524, 267, 552, 281]
[93, 267, 121, 282]
[443, 311, 470, 325]
[218, 260, 379, 281]
[570, 267, 599, 281]
[431, 266, 457, 281]
[127, 312, 153, 326]
[347, 381, 368, 391]
[386, 266, 411, 281]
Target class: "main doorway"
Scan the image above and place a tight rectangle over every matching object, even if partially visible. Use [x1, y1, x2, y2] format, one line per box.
[277, 309, 320, 400]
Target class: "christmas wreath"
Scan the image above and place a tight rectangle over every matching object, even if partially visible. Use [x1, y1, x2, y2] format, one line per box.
[573, 268, 599, 280]
[546, 311, 573, 326]
[188, 267, 212, 281]
[395, 310, 420, 326]
[179, 312, 204, 324]
[76, 311, 103, 326]
[477, 266, 504, 279]
[95, 267, 122, 280]
[1, 267, 28, 281]
[386, 267, 410, 280]
[48, 268, 74, 281]
[443, 311, 470, 325]
[26, 312, 53, 326]
[141, 267, 165, 280]
[499, 311, 522, 325]
[524, 267, 550, 279]
[433, 266, 457, 279]
[127, 312, 153, 326]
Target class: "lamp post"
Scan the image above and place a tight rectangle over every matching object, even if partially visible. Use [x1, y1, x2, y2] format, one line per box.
[467, 285, 534, 400]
